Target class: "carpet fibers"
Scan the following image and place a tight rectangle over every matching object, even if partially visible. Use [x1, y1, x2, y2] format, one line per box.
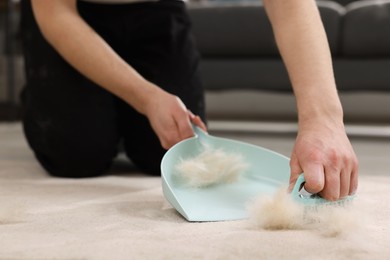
[1, 123, 389, 259]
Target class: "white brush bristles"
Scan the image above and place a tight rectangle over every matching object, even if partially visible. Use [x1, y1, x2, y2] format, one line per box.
[175, 146, 248, 188]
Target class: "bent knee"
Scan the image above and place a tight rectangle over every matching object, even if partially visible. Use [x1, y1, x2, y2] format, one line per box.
[35, 146, 117, 178]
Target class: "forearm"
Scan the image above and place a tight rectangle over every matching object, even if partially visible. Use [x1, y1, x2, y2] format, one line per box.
[31, 0, 158, 115]
[263, 0, 343, 124]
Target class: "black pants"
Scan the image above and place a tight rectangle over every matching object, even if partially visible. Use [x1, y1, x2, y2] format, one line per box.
[20, 0, 205, 178]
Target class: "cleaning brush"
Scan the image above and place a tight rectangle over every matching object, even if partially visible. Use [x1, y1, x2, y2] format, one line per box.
[291, 174, 355, 209]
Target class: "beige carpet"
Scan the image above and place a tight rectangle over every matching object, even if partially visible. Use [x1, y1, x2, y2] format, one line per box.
[1, 123, 389, 259]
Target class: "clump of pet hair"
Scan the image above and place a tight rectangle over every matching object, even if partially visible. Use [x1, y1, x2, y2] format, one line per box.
[248, 187, 361, 237]
[305, 203, 361, 237]
[175, 146, 248, 188]
[248, 187, 305, 230]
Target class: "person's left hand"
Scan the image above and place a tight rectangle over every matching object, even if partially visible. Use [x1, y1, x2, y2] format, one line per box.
[288, 119, 359, 201]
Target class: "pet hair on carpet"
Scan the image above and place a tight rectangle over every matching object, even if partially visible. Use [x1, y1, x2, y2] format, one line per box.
[175, 146, 248, 188]
[247, 187, 362, 237]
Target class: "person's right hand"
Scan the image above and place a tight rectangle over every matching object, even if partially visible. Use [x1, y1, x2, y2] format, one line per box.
[288, 117, 358, 201]
[144, 88, 207, 150]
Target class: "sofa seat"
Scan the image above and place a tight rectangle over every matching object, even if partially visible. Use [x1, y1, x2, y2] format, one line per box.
[188, 0, 390, 92]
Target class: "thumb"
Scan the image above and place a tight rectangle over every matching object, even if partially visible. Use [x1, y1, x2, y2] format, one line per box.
[302, 163, 325, 194]
[288, 152, 302, 192]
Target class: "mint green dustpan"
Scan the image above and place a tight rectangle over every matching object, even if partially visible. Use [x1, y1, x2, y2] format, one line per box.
[161, 126, 291, 222]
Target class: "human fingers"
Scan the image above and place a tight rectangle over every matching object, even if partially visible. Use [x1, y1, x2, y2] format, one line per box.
[319, 168, 340, 201]
[158, 116, 191, 150]
[187, 110, 207, 132]
[339, 168, 351, 199]
[288, 151, 303, 192]
[350, 159, 359, 195]
[157, 118, 181, 150]
[177, 117, 194, 141]
[339, 147, 359, 198]
[172, 98, 193, 141]
[302, 162, 325, 195]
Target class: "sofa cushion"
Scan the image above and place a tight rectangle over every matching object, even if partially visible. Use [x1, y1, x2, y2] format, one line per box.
[200, 58, 390, 92]
[188, 2, 278, 57]
[342, 0, 390, 56]
[317, 0, 345, 55]
[188, 1, 344, 57]
[199, 59, 291, 91]
[323, 0, 358, 5]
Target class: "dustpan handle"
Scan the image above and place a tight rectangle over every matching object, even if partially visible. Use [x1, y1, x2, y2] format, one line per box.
[191, 123, 208, 142]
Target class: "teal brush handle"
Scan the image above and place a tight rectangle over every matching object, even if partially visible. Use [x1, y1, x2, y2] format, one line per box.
[291, 174, 354, 206]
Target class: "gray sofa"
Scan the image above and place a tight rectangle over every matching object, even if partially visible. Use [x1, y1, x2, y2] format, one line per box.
[188, 0, 390, 93]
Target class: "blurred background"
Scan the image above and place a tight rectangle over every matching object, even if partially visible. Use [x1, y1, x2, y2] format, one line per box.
[1, 0, 389, 131]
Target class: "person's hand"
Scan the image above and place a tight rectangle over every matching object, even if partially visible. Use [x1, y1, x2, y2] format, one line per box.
[288, 119, 358, 201]
[187, 110, 207, 132]
[144, 88, 207, 150]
